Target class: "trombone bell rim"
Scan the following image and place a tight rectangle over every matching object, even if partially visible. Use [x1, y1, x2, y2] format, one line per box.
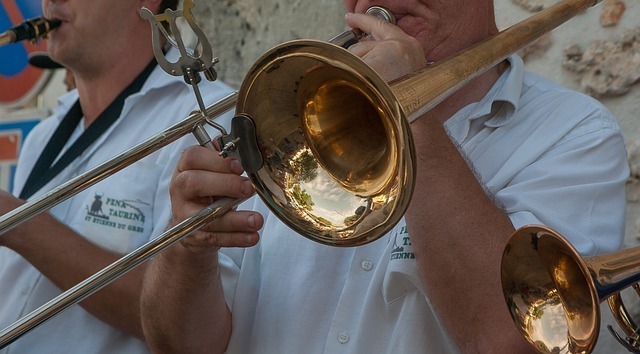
[236, 39, 416, 246]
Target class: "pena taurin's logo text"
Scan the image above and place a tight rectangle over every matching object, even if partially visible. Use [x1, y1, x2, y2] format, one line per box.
[85, 194, 148, 233]
[390, 225, 415, 260]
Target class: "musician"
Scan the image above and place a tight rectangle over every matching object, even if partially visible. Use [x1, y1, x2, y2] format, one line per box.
[0, 0, 235, 353]
[140, 0, 629, 353]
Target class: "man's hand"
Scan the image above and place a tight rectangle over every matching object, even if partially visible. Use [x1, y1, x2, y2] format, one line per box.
[169, 145, 263, 252]
[345, 12, 427, 82]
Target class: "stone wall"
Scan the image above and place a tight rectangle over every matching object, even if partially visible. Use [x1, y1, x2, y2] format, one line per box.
[192, 0, 346, 88]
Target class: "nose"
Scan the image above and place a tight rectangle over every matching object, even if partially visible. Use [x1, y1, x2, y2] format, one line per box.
[43, 0, 66, 19]
[44, 0, 66, 10]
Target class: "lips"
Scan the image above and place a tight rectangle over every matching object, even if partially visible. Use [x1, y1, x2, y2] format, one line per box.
[48, 15, 66, 24]
[46, 4, 70, 25]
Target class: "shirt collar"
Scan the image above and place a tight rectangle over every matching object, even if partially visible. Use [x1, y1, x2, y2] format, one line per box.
[444, 54, 525, 143]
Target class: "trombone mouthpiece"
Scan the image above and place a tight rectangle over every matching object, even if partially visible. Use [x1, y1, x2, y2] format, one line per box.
[0, 17, 61, 47]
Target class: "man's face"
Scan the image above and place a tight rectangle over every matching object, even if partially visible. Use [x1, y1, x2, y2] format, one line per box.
[41, 0, 145, 71]
[342, 0, 494, 62]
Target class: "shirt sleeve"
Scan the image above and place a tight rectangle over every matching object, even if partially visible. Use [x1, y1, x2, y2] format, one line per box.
[498, 113, 628, 256]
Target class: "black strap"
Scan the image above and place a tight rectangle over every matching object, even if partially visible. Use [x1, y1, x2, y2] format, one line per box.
[19, 59, 157, 200]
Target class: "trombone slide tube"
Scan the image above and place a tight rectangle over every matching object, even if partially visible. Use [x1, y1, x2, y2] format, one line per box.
[0, 92, 237, 236]
[0, 196, 245, 348]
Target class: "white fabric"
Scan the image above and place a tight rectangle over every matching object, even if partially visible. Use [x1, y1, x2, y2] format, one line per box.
[218, 55, 629, 354]
[0, 51, 235, 354]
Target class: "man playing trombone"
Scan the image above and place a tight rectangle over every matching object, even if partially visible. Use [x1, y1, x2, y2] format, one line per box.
[141, 0, 629, 353]
[0, 0, 236, 353]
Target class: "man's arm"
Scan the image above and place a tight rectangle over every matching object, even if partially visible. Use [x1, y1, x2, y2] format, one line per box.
[140, 146, 262, 353]
[406, 117, 535, 353]
[344, 13, 536, 353]
[141, 239, 232, 353]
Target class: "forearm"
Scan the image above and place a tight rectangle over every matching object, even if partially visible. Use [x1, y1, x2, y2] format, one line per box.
[141, 243, 231, 354]
[0, 203, 147, 339]
[407, 116, 534, 353]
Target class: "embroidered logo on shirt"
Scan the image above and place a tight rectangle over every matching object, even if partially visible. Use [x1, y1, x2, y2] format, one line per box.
[390, 225, 415, 260]
[84, 194, 148, 233]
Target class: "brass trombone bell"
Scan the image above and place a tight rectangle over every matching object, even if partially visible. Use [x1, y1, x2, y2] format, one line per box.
[236, 40, 413, 246]
[501, 226, 640, 354]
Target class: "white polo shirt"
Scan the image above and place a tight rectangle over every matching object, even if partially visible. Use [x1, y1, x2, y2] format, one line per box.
[219, 54, 628, 353]
[0, 51, 235, 353]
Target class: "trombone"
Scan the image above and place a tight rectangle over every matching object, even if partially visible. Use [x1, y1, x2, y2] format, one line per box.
[0, 0, 604, 348]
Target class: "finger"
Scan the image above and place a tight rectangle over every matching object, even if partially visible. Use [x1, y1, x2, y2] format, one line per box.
[171, 170, 254, 202]
[176, 145, 245, 176]
[346, 40, 376, 58]
[200, 210, 264, 234]
[180, 211, 264, 250]
[344, 12, 406, 42]
[181, 230, 260, 250]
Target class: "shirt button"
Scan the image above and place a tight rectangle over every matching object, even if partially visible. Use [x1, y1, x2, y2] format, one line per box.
[360, 259, 373, 271]
[337, 332, 350, 344]
[21, 287, 29, 295]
